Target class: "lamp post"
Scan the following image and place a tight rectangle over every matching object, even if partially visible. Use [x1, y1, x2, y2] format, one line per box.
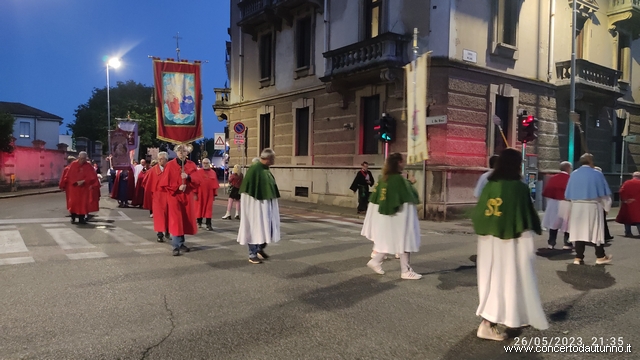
[106, 57, 121, 154]
[568, 0, 577, 164]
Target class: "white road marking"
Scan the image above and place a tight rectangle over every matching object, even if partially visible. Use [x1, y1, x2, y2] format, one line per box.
[334, 236, 357, 242]
[41, 223, 67, 228]
[117, 211, 131, 220]
[0, 214, 131, 225]
[0, 257, 34, 265]
[66, 252, 108, 260]
[290, 239, 320, 244]
[100, 227, 153, 246]
[46, 228, 95, 250]
[134, 248, 167, 255]
[213, 232, 238, 240]
[0, 230, 29, 254]
[315, 218, 362, 227]
[144, 226, 155, 231]
[0, 225, 17, 230]
[134, 221, 154, 225]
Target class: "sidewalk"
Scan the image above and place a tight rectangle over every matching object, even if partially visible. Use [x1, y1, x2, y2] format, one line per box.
[0, 186, 61, 199]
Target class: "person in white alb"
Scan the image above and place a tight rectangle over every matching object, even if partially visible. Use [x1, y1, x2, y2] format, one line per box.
[565, 154, 613, 265]
[541, 161, 572, 250]
[474, 155, 499, 198]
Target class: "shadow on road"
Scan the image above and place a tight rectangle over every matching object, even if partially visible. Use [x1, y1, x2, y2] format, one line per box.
[556, 264, 616, 291]
[435, 265, 477, 290]
[441, 330, 542, 360]
[298, 275, 397, 310]
[535, 248, 574, 261]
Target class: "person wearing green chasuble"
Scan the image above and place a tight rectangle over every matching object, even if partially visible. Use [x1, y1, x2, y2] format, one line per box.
[472, 148, 548, 341]
[236, 148, 281, 264]
[362, 153, 422, 280]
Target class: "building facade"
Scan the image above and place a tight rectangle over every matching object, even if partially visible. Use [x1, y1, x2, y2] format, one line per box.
[217, 0, 640, 219]
[0, 102, 63, 151]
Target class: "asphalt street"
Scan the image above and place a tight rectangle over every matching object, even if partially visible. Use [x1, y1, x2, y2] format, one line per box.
[0, 189, 639, 359]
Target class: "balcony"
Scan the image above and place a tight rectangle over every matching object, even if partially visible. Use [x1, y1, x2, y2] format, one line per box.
[607, 0, 640, 36]
[237, 0, 323, 39]
[555, 59, 622, 100]
[213, 88, 231, 122]
[320, 32, 409, 96]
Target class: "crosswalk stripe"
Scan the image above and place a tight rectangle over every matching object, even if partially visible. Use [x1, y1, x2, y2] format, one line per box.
[290, 239, 320, 244]
[100, 227, 154, 246]
[134, 248, 167, 255]
[134, 221, 154, 225]
[41, 223, 67, 228]
[0, 225, 17, 230]
[0, 257, 34, 265]
[45, 228, 95, 250]
[334, 236, 358, 242]
[0, 230, 29, 254]
[66, 252, 108, 260]
[315, 218, 362, 227]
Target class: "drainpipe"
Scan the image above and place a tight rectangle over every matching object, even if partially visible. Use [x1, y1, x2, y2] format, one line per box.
[547, 0, 556, 82]
[324, 0, 330, 68]
[238, 24, 244, 102]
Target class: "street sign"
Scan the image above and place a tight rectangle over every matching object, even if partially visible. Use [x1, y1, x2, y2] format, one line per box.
[214, 133, 226, 150]
[426, 115, 447, 126]
[234, 138, 245, 145]
[234, 122, 246, 134]
[624, 135, 638, 143]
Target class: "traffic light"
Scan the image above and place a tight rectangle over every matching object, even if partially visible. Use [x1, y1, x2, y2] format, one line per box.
[374, 114, 396, 142]
[517, 112, 538, 143]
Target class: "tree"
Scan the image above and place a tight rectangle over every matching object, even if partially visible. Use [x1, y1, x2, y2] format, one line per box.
[68, 80, 159, 154]
[0, 112, 16, 153]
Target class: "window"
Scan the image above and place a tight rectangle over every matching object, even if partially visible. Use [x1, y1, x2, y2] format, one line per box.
[295, 107, 310, 156]
[365, 0, 382, 39]
[19, 122, 30, 138]
[296, 17, 312, 69]
[614, 116, 627, 165]
[493, 95, 511, 155]
[361, 95, 380, 155]
[497, 0, 517, 46]
[618, 33, 631, 83]
[259, 33, 273, 80]
[259, 113, 271, 151]
[576, 29, 585, 59]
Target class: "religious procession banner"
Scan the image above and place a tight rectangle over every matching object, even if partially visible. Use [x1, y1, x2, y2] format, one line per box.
[405, 53, 429, 165]
[153, 60, 203, 144]
[117, 121, 138, 150]
[109, 128, 133, 171]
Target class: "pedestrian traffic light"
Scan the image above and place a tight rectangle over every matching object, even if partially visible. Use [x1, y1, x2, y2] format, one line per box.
[374, 114, 396, 142]
[517, 112, 538, 143]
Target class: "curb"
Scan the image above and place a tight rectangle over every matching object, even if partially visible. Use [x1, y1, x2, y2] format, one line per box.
[0, 189, 61, 199]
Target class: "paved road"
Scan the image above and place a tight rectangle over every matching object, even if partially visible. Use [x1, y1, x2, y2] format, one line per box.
[0, 190, 639, 359]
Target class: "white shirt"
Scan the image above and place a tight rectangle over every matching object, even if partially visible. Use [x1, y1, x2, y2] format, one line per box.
[133, 164, 144, 183]
[474, 170, 493, 198]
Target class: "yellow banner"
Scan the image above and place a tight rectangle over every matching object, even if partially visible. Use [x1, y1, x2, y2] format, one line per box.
[405, 54, 429, 165]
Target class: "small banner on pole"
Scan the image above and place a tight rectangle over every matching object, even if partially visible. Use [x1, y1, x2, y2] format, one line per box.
[405, 53, 429, 165]
[110, 128, 133, 170]
[117, 121, 139, 150]
[153, 59, 203, 144]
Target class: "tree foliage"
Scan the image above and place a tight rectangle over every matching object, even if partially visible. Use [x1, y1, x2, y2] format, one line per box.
[0, 112, 16, 153]
[68, 80, 159, 154]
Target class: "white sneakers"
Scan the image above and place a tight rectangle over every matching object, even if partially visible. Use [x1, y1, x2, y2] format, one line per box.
[477, 321, 507, 341]
[595, 254, 613, 265]
[366, 260, 385, 275]
[400, 270, 422, 280]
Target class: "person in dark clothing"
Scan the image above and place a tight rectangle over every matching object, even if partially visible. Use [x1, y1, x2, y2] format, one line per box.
[350, 162, 375, 214]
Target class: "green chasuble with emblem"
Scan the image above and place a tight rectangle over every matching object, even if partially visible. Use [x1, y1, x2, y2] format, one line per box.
[368, 174, 420, 215]
[472, 180, 542, 240]
[240, 162, 280, 201]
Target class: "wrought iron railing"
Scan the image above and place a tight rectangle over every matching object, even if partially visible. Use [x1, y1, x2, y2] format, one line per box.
[555, 59, 620, 88]
[323, 33, 408, 77]
[238, 0, 272, 20]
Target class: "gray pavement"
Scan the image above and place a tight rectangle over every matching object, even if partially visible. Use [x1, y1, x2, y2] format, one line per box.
[0, 189, 638, 359]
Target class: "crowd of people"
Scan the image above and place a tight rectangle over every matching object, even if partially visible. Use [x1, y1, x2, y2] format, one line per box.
[58, 145, 640, 343]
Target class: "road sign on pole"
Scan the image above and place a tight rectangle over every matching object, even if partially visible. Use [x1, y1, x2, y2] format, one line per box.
[234, 122, 246, 134]
[214, 133, 226, 150]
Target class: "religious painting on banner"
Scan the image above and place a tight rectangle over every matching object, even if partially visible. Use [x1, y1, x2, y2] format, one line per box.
[153, 60, 203, 144]
[405, 53, 429, 165]
[110, 129, 133, 171]
[117, 121, 138, 149]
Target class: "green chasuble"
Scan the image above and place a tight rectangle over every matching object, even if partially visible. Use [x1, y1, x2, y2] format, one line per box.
[368, 174, 420, 215]
[472, 180, 542, 240]
[239, 162, 280, 201]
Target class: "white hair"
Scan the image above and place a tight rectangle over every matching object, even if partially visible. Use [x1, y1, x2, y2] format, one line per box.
[202, 158, 211, 164]
[252, 157, 260, 163]
[174, 144, 193, 154]
[560, 161, 572, 172]
[157, 152, 168, 159]
[260, 148, 275, 160]
[633, 171, 640, 179]
[78, 151, 88, 158]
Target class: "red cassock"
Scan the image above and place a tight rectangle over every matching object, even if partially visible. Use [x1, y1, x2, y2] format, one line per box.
[62, 160, 98, 215]
[88, 181, 100, 213]
[542, 172, 570, 200]
[195, 168, 220, 219]
[159, 159, 200, 236]
[616, 179, 640, 224]
[110, 170, 136, 201]
[144, 165, 169, 233]
[141, 170, 154, 210]
[59, 165, 71, 212]
[132, 170, 147, 207]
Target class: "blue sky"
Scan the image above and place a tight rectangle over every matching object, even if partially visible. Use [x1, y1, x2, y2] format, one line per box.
[0, 0, 230, 138]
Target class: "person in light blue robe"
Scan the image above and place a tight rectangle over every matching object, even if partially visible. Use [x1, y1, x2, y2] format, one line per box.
[564, 154, 613, 265]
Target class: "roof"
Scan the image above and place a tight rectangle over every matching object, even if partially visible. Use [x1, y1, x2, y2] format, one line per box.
[0, 101, 63, 121]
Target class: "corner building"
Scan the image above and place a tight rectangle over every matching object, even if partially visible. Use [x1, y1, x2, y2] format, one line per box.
[216, 0, 640, 219]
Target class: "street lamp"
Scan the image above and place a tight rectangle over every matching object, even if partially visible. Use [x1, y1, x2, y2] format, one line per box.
[106, 57, 121, 154]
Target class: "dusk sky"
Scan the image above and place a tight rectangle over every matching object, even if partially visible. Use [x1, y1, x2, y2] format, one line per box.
[0, 0, 231, 139]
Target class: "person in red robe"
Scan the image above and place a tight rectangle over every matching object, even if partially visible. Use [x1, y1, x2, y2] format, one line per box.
[132, 167, 148, 207]
[142, 160, 158, 216]
[541, 161, 572, 250]
[144, 155, 170, 242]
[616, 172, 640, 237]
[195, 158, 220, 231]
[87, 161, 102, 215]
[110, 169, 136, 207]
[159, 144, 201, 256]
[61, 152, 98, 224]
[59, 156, 76, 214]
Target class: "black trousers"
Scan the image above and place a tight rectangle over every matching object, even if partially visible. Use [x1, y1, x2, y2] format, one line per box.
[357, 186, 370, 212]
[197, 218, 212, 225]
[548, 229, 571, 247]
[603, 211, 613, 240]
[574, 241, 605, 260]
